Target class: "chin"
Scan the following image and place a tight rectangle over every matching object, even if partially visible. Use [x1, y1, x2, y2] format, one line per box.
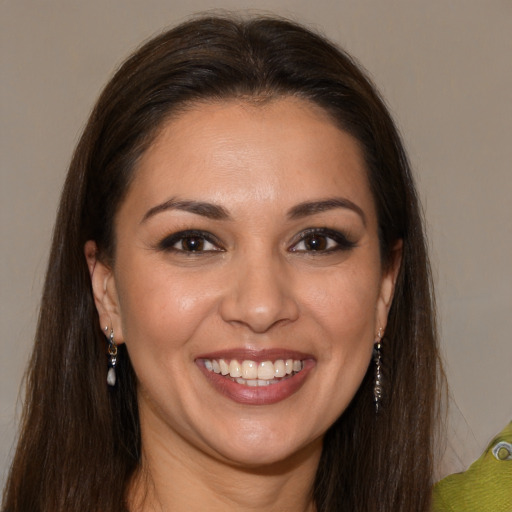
[209, 427, 322, 470]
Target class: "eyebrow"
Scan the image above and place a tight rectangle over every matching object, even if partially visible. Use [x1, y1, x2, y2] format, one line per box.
[287, 198, 366, 225]
[141, 198, 231, 223]
[141, 196, 366, 225]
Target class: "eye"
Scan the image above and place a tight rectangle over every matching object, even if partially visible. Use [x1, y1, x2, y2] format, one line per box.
[492, 441, 512, 461]
[158, 230, 223, 253]
[290, 228, 356, 253]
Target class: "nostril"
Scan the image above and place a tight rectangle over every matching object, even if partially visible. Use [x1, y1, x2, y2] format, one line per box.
[219, 267, 299, 332]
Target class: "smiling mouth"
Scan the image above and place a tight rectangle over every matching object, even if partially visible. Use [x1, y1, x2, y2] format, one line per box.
[200, 358, 305, 387]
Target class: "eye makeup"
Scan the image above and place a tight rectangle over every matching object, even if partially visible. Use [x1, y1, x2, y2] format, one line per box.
[156, 229, 225, 254]
[289, 227, 357, 254]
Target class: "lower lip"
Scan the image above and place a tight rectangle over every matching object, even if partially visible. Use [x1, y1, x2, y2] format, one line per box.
[196, 360, 315, 405]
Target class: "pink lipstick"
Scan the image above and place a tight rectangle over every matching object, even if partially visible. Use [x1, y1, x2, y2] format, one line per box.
[195, 349, 315, 405]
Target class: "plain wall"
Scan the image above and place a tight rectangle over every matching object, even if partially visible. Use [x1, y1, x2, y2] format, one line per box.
[1, 0, 511, 486]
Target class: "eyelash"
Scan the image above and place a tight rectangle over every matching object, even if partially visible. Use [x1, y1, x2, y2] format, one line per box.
[289, 228, 357, 253]
[157, 228, 356, 254]
[157, 230, 224, 253]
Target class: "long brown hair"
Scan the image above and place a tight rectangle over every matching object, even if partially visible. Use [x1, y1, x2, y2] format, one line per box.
[3, 14, 443, 512]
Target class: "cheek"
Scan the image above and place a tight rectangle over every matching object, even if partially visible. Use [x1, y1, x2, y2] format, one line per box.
[301, 264, 382, 341]
[114, 258, 220, 358]
[113, 262, 222, 415]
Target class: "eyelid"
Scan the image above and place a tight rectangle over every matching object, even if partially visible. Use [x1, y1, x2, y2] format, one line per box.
[155, 227, 356, 254]
[289, 227, 357, 252]
[157, 229, 224, 252]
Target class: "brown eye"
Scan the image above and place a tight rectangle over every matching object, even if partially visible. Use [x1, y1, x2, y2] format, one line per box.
[158, 230, 223, 253]
[181, 236, 205, 252]
[290, 228, 356, 253]
[303, 235, 328, 251]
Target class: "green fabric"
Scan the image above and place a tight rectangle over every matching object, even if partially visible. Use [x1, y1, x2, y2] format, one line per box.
[432, 421, 512, 511]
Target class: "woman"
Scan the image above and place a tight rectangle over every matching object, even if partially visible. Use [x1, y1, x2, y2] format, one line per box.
[2, 14, 442, 512]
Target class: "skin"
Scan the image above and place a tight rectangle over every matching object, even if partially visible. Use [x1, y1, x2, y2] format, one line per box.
[85, 97, 401, 511]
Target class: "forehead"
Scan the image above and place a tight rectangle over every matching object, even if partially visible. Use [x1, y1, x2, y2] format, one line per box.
[121, 97, 376, 222]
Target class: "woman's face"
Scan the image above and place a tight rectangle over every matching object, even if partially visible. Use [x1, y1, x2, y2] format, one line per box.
[89, 97, 399, 468]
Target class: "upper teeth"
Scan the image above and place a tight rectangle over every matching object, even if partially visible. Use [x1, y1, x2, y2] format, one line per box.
[204, 358, 303, 380]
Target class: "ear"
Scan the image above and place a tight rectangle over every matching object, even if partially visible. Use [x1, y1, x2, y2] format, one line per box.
[84, 240, 125, 344]
[375, 239, 403, 332]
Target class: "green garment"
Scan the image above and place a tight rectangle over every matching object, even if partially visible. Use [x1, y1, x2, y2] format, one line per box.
[432, 421, 512, 511]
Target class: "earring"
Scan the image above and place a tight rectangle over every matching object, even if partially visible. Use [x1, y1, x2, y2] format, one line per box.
[105, 326, 118, 387]
[373, 328, 384, 413]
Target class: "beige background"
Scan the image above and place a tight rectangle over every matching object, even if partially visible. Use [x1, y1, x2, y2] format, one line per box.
[1, 0, 511, 486]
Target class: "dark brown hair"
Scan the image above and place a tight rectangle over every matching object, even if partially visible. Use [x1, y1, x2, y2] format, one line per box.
[3, 14, 442, 512]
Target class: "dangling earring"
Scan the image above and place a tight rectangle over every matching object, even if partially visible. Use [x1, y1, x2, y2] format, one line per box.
[373, 327, 384, 413]
[105, 326, 118, 387]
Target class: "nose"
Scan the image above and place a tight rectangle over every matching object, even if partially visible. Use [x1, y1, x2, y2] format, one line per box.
[219, 252, 299, 333]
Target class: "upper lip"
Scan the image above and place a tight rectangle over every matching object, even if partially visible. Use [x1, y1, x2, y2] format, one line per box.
[195, 348, 315, 363]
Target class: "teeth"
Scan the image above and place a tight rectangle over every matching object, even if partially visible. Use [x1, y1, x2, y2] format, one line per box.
[219, 359, 229, 375]
[229, 359, 242, 378]
[274, 359, 286, 377]
[236, 377, 281, 387]
[203, 357, 304, 385]
[257, 360, 275, 380]
[241, 360, 258, 379]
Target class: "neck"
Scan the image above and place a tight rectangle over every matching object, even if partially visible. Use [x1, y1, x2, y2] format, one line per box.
[127, 412, 321, 512]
